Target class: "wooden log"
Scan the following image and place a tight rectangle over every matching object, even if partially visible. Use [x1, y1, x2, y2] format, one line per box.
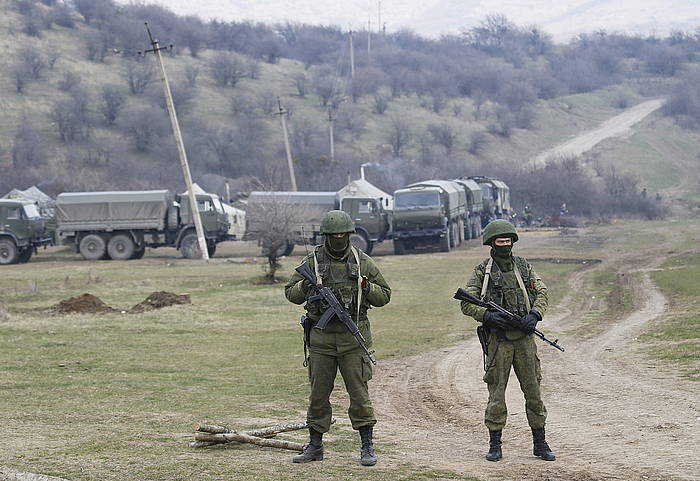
[189, 440, 221, 448]
[194, 431, 304, 451]
[195, 421, 311, 438]
[193, 423, 231, 434]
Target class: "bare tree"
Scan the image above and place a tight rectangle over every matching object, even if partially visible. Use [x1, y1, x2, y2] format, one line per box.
[18, 46, 46, 80]
[57, 71, 82, 92]
[428, 122, 457, 155]
[12, 117, 47, 167]
[184, 64, 199, 87]
[12, 64, 31, 93]
[291, 72, 308, 97]
[49, 90, 93, 142]
[99, 84, 127, 125]
[247, 196, 309, 282]
[209, 52, 247, 87]
[122, 59, 156, 95]
[372, 92, 390, 115]
[385, 116, 413, 157]
[119, 107, 169, 152]
[310, 67, 342, 107]
[46, 45, 61, 70]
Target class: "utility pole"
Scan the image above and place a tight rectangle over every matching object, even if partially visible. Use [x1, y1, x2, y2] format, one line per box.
[276, 98, 297, 191]
[378, 1, 382, 34]
[142, 22, 209, 261]
[367, 18, 371, 60]
[328, 108, 335, 162]
[348, 30, 355, 79]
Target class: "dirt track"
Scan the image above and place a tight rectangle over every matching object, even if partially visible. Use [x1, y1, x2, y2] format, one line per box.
[371, 242, 699, 481]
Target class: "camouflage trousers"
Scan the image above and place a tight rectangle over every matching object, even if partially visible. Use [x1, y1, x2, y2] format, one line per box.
[306, 348, 375, 433]
[483, 333, 547, 431]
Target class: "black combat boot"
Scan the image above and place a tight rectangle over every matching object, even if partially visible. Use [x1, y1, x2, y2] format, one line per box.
[532, 427, 556, 461]
[292, 427, 324, 463]
[485, 430, 502, 461]
[359, 426, 377, 466]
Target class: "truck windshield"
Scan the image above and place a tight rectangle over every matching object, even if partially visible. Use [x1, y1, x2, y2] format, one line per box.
[22, 204, 41, 219]
[394, 191, 440, 209]
[215, 199, 226, 214]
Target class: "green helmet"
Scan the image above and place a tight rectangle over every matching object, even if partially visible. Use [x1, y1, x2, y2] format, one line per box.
[320, 210, 355, 234]
[482, 219, 519, 245]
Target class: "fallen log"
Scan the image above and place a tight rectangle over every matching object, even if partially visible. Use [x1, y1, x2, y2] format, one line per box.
[194, 431, 304, 451]
[194, 421, 309, 438]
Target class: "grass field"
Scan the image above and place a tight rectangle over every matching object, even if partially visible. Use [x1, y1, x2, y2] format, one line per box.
[0, 235, 584, 481]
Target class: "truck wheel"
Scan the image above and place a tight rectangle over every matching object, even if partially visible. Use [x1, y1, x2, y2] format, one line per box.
[464, 218, 472, 240]
[0, 239, 19, 265]
[180, 233, 200, 259]
[458, 219, 465, 243]
[440, 234, 450, 253]
[472, 219, 479, 240]
[393, 239, 405, 255]
[350, 232, 371, 254]
[107, 234, 135, 260]
[131, 247, 146, 259]
[79, 234, 107, 261]
[18, 248, 33, 263]
[207, 242, 217, 258]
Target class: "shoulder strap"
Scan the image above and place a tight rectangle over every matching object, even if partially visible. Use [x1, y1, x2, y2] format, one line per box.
[312, 247, 322, 287]
[351, 246, 362, 321]
[480, 258, 493, 300]
[513, 260, 531, 312]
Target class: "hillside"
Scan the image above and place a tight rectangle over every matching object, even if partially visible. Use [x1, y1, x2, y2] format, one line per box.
[1, 0, 698, 218]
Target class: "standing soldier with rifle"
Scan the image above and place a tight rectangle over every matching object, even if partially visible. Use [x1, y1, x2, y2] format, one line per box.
[459, 219, 556, 462]
[285, 210, 391, 466]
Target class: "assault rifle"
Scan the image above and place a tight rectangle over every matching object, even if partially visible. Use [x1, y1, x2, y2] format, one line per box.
[453, 288, 565, 352]
[296, 262, 377, 364]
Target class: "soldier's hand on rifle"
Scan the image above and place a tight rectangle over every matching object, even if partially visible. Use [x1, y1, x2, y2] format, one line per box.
[482, 310, 509, 329]
[299, 279, 314, 296]
[520, 310, 542, 334]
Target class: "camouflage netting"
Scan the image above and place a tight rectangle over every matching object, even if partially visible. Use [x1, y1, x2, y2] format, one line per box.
[53, 294, 114, 314]
[130, 291, 191, 313]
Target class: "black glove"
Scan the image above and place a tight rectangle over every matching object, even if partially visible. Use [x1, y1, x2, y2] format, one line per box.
[482, 310, 509, 329]
[520, 310, 542, 334]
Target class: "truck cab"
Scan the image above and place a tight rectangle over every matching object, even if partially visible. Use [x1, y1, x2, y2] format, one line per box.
[0, 200, 52, 264]
[179, 193, 231, 240]
[340, 196, 391, 254]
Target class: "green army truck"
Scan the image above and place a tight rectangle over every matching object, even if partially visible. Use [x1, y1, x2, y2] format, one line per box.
[468, 176, 511, 227]
[56, 190, 230, 260]
[246, 179, 392, 256]
[453, 177, 483, 240]
[392, 180, 467, 254]
[0, 199, 53, 265]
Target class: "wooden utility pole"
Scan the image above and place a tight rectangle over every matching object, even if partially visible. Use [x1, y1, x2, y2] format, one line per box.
[378, 1, 382, 34]
[349, 30, 355, 79]
[328, 108, 335, 162]
[276, 98, 297, 191]
[143, 22, 209, 261]
[367, 19, 372, 59]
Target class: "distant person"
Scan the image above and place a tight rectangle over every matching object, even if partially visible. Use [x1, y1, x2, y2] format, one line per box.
[641, 187, 647, 198]
[656, 192, 662, 202]
[459, 220, 555, 462]
[559, 202, 568, 216]
[523, 204, 534, 226]
[285, 210, 391, 466]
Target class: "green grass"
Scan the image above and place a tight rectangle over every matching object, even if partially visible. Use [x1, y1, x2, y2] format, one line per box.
[642, 253, 700, 380]
[0, 236, 591, 480]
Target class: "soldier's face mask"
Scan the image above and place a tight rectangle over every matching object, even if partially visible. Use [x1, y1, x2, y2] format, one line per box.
[492, 237, 513, 257]
[327, 233, 350, 253]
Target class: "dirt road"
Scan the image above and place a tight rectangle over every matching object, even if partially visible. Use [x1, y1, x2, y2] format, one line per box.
[372, 239, 699, 481]
[532, 99, 666, 167]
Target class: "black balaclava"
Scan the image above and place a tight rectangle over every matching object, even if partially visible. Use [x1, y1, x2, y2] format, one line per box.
[325, 233, 351, 259]
[490, 238, 514, 271]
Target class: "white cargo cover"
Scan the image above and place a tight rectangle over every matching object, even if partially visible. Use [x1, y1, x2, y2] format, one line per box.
[337, 179, 393, 210]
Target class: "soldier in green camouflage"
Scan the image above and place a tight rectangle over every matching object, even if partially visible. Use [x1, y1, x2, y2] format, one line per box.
[285, 210, 391, 466]
[460, 219, 556, 462]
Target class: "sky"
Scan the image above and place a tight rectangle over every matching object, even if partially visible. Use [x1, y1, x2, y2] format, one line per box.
[121, 0, 700, 42]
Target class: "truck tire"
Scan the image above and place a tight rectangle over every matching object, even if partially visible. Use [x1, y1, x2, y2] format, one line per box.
[393, 239, 405, 255]
[207, 242, 217, 258]
[131, 247, 146, 259]
[458, 218, 465, 243]
[473, 218, 481, 239]
[180, 233, 200, 259]
[0, 238, 19, 265]
[107, 234, 136, 260]
[350, 231, 372, 254]
[18, 248, 33, 263]
[464, 218, 472, 240]
[79, 234, 107, 261]
[440, 234, 450, 253]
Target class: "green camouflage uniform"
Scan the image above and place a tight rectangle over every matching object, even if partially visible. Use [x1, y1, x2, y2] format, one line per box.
[461, 253, 549, 431]
[285, 244, 391, 433]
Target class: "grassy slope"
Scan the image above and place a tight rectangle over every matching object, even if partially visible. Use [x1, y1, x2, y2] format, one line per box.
[0, 0, 674, 190]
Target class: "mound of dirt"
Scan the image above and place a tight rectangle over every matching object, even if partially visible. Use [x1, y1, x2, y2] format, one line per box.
[53, 294, 114, 314]
[130, 291, 191, 313]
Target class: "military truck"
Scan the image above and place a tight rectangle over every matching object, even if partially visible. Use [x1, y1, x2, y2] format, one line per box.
[56, 190, 230, 260]
[246, 179, 392, 256]
[468, 176, 511, 227]
[453, 178, 483, 240]
[392, 180, 467, 254]
[0, 199, 53, 265]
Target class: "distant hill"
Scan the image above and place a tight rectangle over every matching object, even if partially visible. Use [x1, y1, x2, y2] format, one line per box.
[145, 0, 700, 41]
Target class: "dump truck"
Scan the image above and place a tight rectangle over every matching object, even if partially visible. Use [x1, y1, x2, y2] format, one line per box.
[468, 176, 511, 227]
[453, 177, 483, 240]
[392, 179, 467, 254]
[0, 199, 53, 265]
[56, 190, 230, 260]
[245, 179, 392, 256]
